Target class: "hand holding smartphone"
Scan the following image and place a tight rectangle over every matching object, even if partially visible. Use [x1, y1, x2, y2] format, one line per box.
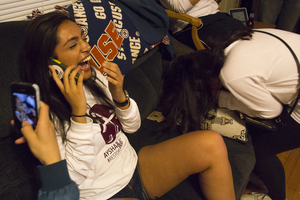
[15, 101, 61, 166]
[10, 82, 40, 131]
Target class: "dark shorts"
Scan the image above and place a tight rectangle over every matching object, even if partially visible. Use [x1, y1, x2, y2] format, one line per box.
[109, 166, 150, 200]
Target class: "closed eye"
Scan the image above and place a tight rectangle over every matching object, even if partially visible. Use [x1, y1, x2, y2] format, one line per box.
[69, 43, 77, 49]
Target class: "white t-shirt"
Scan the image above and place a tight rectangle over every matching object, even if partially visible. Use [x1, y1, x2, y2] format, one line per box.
[219, 29, 300, 124]
[57, 70, 140, 199]
[159, 0, 219, 33]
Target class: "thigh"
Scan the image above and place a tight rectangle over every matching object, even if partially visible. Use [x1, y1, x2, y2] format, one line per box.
[137, 130, 226, 199]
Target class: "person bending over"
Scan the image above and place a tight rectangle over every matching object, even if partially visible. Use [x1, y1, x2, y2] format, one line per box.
[159, 26, 300, 200]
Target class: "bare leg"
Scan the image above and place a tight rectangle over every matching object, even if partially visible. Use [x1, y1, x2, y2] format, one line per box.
[138, 130, 235, 200]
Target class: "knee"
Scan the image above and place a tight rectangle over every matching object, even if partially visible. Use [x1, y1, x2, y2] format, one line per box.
[192, 130, 228, 161]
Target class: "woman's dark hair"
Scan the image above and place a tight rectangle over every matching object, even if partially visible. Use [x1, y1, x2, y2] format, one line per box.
[159, 27, 253, 134]
[19, 12, 112, 142]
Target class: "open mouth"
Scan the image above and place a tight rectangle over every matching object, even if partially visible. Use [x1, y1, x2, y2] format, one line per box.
[78, 56, 91, 71]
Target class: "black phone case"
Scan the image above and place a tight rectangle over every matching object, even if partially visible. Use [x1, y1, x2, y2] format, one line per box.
[10, 82, 40, 135]
[49, 58, 80, 82]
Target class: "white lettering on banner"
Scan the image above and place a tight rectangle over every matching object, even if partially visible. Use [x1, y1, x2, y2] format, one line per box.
[94, 6, 106, 19]
[90, 0, 102, 2]
[108, 1, 123, 33]
[117, 47, 126, 60]
[76, 18, 88, 26]
[73, 3, 89, 41]
[144, 48, 149, 54]
[73, 3, 87, 25]
[129, 36, 141, 64]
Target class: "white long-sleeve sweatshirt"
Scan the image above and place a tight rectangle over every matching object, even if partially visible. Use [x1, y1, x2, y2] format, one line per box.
[57, 69, 141, 200]
[219, 29, 300, 124]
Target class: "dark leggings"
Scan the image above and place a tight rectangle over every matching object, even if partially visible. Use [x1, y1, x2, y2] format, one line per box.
[248, 115, 300, 200]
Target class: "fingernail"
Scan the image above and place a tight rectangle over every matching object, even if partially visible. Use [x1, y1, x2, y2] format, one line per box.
[22, 120, 30, 127]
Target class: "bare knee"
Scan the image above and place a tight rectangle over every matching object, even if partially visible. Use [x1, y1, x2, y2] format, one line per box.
[199, 131, 227, 155]
[191, 130, 225, 149]
[188, 131, 228, 170]
[201, 131, 227, 157]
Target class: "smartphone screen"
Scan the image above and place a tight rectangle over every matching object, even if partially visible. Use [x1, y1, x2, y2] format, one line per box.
[11, 83, 40, 131]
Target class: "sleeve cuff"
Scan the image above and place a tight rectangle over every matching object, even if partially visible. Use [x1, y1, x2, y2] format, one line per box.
[38, 160, 72, 191]
[69, 116, 93, 133]
[115, 98, 137, 116]
[218, 90, 232, 108]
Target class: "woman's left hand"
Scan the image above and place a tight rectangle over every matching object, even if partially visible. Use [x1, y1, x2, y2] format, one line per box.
[102, 61, 126, 104]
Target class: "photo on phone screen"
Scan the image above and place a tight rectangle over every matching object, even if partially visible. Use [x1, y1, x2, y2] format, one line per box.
[10, 82, 40, 131]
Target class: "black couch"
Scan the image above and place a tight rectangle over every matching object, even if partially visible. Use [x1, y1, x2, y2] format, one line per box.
[0, 20, 255, 200]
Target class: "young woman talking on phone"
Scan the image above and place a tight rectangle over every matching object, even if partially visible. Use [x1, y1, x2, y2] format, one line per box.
[19, 12, 235, 200]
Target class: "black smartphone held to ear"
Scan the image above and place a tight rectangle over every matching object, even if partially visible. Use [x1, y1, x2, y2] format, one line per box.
[49, 57, 80, 82]
[10, 82, 40, 131]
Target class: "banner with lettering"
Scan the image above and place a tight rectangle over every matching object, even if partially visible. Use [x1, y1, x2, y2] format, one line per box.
[65, 0, 166, 75]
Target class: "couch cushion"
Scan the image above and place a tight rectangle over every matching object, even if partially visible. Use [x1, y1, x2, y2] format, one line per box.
[0, 137, 40, 200]
[0, 21, 30, 139]
[124, 47, 169, 120]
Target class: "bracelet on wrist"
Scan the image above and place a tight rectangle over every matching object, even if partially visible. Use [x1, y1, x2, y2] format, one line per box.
[71, 114, 87, 117]
[113, 90, 129, 107]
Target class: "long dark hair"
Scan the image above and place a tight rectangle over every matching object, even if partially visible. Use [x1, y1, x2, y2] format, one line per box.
[159, 27, 253, 134]
[19, 12, 112, 142]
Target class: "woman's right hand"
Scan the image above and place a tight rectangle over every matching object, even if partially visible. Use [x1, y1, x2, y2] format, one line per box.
[49, 65, 87, 123]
